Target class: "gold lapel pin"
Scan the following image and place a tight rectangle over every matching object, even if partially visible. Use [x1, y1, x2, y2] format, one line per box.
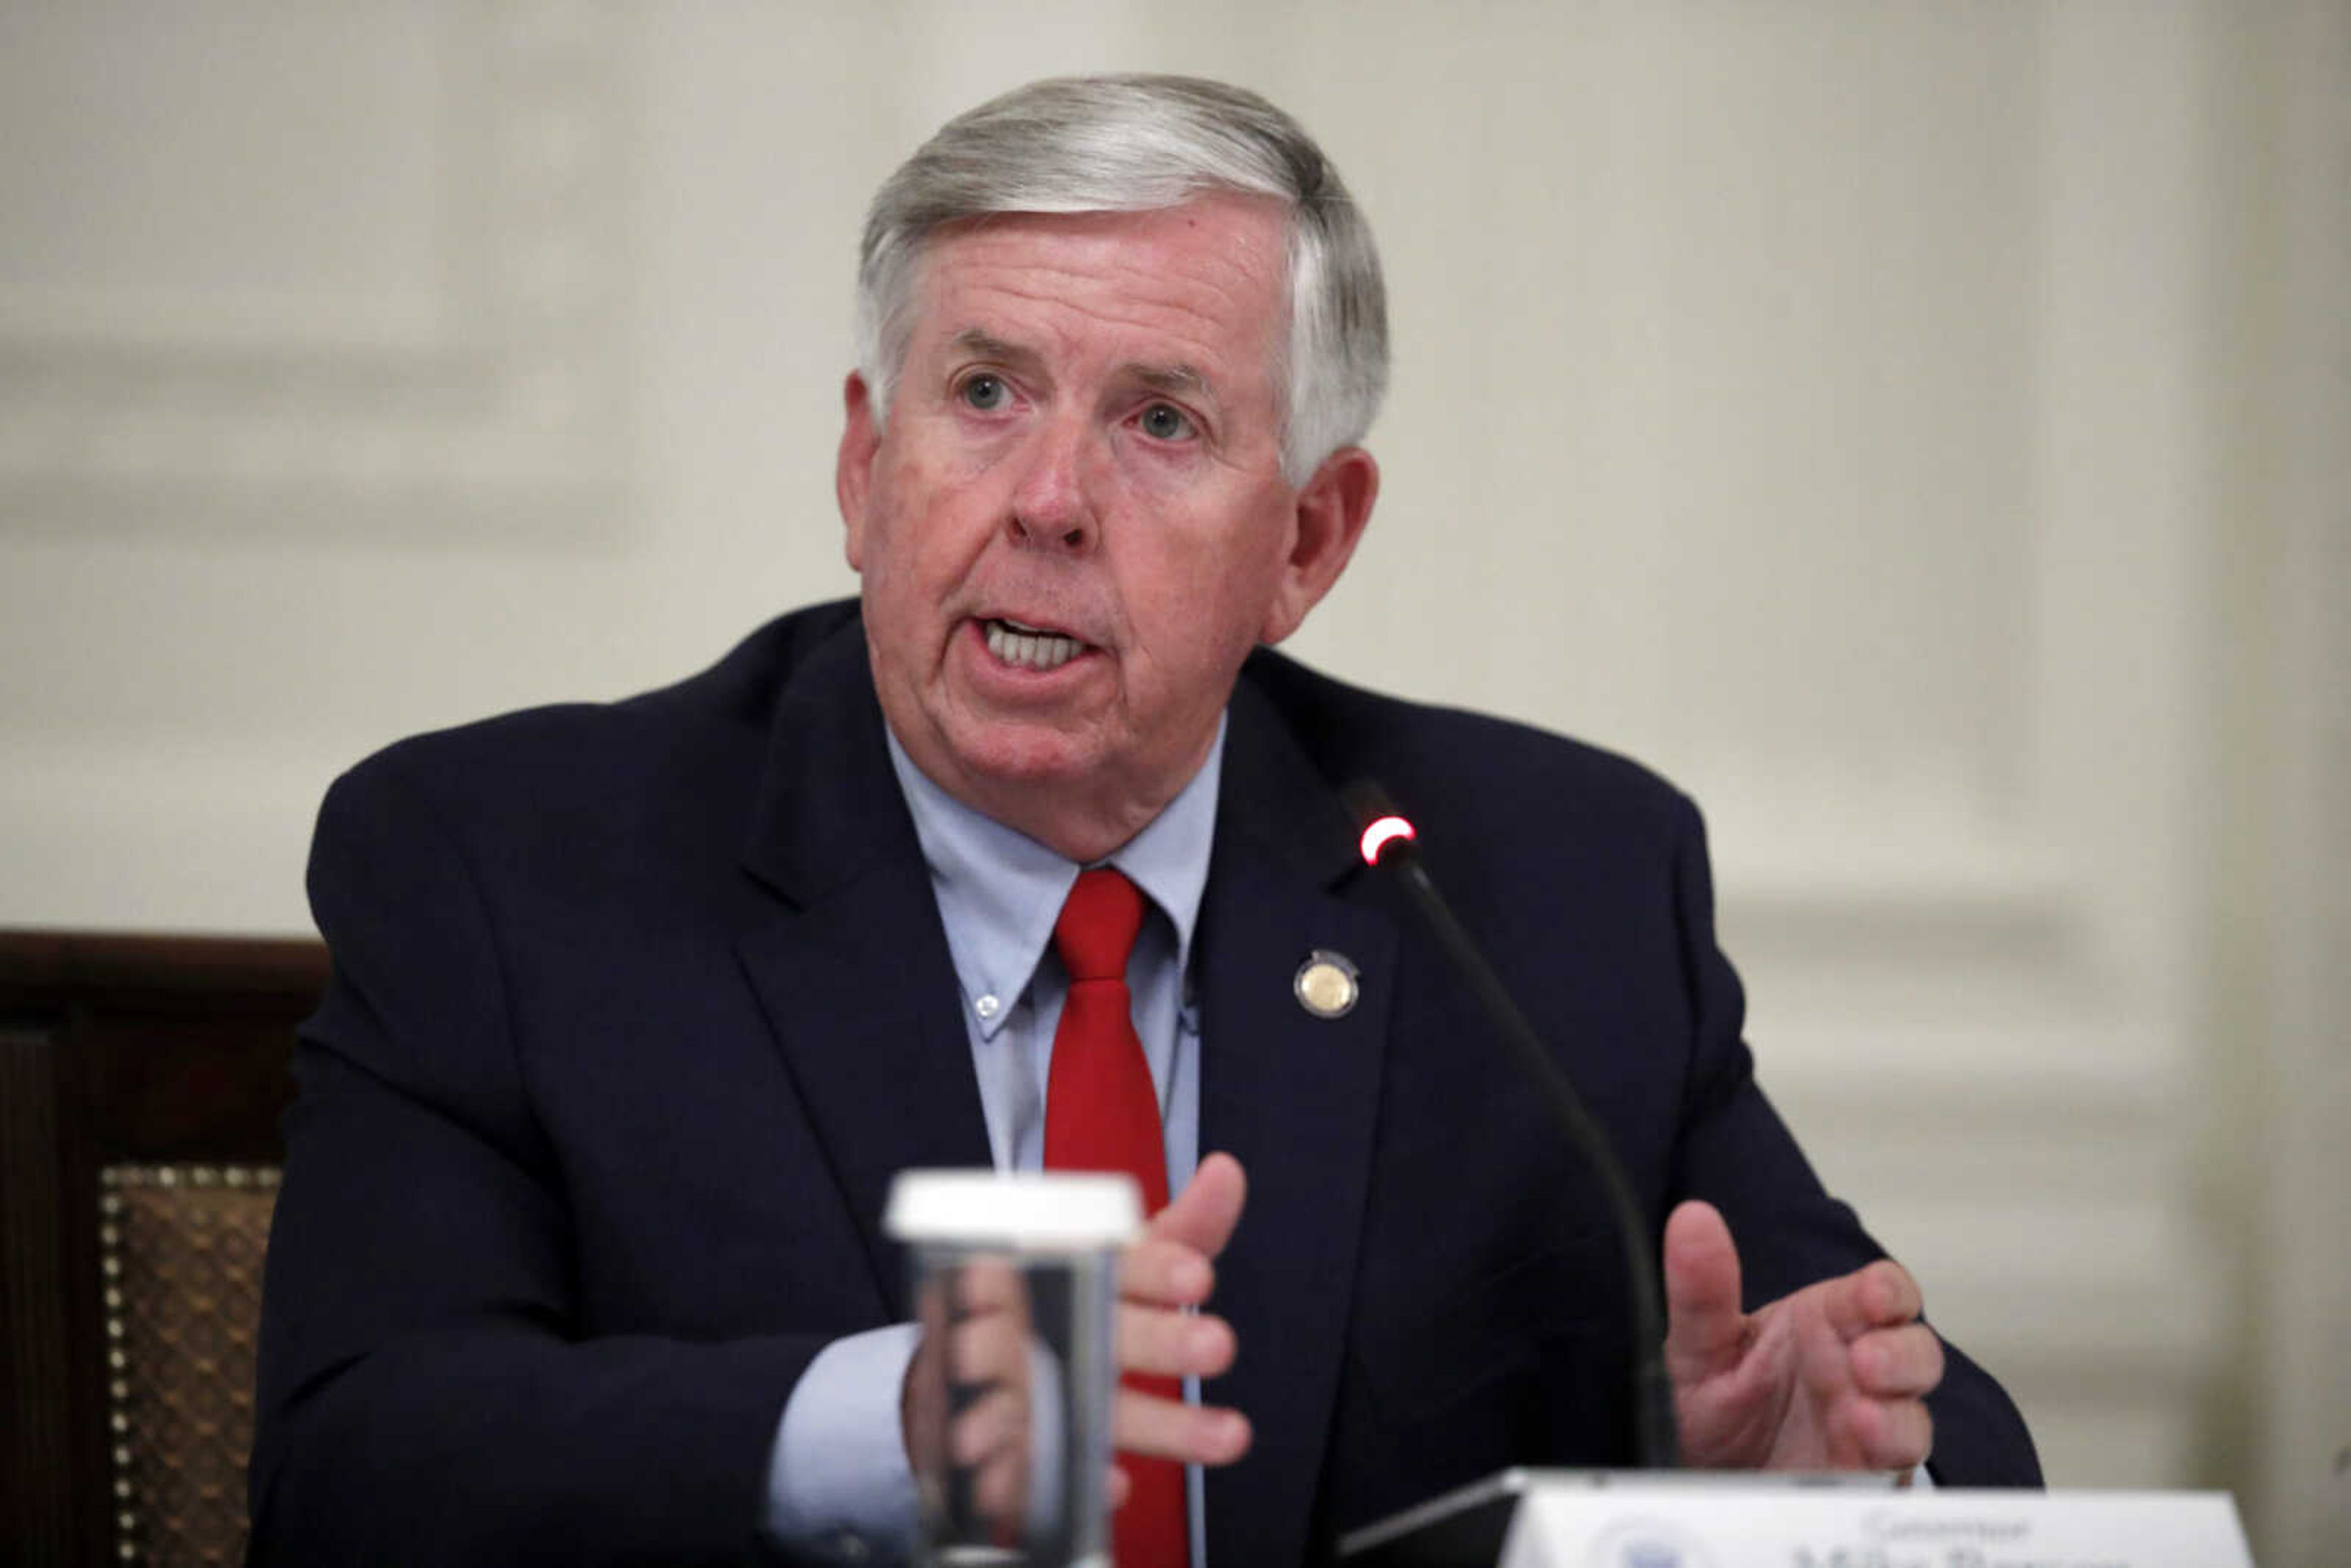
[1293, 950, 1360, 1019]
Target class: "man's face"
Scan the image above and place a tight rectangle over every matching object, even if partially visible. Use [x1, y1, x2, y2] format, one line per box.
[837, 195, 1375, 860]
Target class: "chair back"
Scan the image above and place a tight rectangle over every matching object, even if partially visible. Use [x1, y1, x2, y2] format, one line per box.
[1, 934, 326, 1568]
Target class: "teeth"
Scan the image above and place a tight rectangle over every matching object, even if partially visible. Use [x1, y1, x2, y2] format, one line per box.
[985, 618, 1082, 671]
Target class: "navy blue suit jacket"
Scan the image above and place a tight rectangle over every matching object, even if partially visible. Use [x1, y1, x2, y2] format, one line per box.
[250, 599, 2037, 1566]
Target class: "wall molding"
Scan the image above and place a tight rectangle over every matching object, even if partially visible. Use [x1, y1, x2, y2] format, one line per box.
[0, 1, 632, 536]
[2245, 1, 2351, 1555]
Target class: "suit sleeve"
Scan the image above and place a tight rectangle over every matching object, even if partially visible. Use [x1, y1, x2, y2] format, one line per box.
[250, 754, 839, 1566]
[1660, 792, 2043, 1487]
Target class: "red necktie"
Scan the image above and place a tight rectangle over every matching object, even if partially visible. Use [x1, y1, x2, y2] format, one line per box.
[1042, 868, 1187, 1568]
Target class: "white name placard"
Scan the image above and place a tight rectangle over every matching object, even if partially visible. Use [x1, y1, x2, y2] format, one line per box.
[1502, 1484, 2254, 1568]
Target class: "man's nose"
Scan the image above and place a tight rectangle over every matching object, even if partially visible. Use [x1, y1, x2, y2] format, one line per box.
[1005, 416, 1098, 552]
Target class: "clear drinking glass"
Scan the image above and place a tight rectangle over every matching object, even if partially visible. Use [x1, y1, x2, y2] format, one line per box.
[886, 1169, 1141, 1568]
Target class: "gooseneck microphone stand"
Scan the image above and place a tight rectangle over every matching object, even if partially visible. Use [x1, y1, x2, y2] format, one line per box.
[1343, 780, 1682, 1472]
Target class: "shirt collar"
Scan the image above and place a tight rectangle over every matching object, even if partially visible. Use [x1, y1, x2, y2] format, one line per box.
[884, 719, 1226, 1039]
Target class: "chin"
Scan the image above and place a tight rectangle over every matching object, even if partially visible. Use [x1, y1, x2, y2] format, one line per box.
[940, 722, 1104, 792]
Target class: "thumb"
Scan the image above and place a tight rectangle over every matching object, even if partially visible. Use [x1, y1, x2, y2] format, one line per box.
[1150, 1151, 1247, 1261]
[1661, 1199, 1746, 1381]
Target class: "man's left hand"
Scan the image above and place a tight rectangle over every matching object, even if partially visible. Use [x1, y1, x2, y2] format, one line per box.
[1662, 1199, 1943, 1473]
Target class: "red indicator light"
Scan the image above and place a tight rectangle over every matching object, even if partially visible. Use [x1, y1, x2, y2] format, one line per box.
[1359, 814, 1416, 865]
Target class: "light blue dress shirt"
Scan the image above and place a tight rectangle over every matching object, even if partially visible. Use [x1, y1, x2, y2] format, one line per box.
[765, 721, 1224, 1561]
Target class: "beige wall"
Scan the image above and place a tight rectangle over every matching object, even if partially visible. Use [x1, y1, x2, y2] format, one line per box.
[1, 2, 2341, 1559]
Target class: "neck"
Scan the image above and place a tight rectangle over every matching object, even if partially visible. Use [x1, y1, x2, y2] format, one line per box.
[882, 722, 1223, 867]
[935, 765, 1182, 865]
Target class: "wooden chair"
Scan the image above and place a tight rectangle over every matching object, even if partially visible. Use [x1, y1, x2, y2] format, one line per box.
[1, 932, 329, 1568]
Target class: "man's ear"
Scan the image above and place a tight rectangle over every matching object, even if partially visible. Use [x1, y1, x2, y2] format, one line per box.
[837, 372, 880, 571]
[1260, 446, 1379, 646]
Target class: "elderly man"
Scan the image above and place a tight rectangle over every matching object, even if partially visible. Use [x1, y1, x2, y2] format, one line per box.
[250, 75, 2036, 1567]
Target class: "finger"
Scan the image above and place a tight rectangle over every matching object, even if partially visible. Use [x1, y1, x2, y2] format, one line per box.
[1823, 1259, 1924, 1341]
[954, 1255, 1027, 1313]
[1119, 1153, 1247, 1306]
[972, 1448, 1030, 1532]
[1851, 1323, 1944, 1399]
[1112, 1385, 1252, 1467]
[1660, 1200, 1746, 1381]
[1121, 1235, 1217, 1309]
[949, 1386, 1031, 1469]
[1845, 1394, 1934, 1472]
[948, 1309, 1031, 1388]
[1147, 1152, 1247, 1261]
[1116, 1304, 1237, 1380]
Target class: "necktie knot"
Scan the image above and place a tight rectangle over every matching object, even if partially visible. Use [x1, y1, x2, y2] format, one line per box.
[1053, 866, 1145, 982]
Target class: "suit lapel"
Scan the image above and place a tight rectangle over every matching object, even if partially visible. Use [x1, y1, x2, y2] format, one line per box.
[733, 618, 992, 1312]
[1199, 673, 1396, 1567]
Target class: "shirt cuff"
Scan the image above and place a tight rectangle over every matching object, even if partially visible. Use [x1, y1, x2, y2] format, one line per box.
[765, 1322, 922, 1559]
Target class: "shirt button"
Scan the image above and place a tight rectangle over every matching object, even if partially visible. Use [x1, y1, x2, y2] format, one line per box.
[974, 993, 1002, 1021]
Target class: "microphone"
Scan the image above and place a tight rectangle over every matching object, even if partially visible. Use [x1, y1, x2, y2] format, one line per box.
[1343, 780, 1682, 1471]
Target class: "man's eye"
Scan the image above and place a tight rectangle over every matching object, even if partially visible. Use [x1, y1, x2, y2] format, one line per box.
[959, 375, 1008, 411]
[1138, 402, 1195, 441]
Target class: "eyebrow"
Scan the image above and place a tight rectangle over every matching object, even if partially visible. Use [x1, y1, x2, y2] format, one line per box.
[946, 329, 1220, 408]
[948, 329, 1046, 375]
[1121, 361, 1212, 402]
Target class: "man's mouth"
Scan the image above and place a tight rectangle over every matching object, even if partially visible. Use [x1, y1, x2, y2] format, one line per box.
[981, 616, 1087, 672]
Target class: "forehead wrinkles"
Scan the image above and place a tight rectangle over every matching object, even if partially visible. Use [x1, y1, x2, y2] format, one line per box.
[912, 208, 1288, 397]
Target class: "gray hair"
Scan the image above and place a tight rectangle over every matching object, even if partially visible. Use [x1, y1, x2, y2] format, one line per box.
[856, 73, 1387, 484]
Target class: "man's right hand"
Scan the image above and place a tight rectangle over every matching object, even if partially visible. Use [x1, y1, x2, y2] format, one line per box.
[901, 1154, 1254, 1515]
[1110, 1152, 1253, 1482]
